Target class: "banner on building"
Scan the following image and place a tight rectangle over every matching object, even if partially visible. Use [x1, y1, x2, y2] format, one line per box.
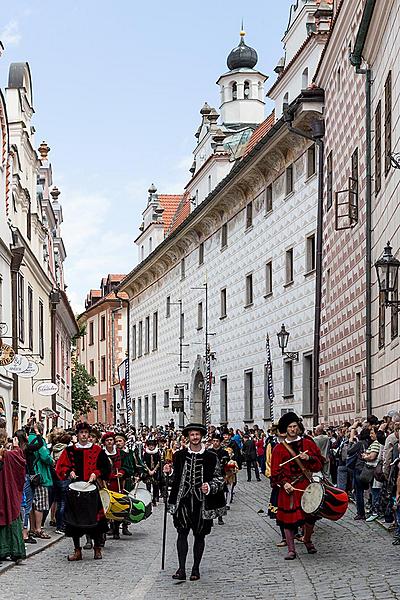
[118, 358, 131, 424]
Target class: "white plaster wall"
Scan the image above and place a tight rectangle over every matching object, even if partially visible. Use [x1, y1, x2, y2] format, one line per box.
[128, 148, 318, 430]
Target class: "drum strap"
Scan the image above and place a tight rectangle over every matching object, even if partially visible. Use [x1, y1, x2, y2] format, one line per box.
[282, 441, 312, 482]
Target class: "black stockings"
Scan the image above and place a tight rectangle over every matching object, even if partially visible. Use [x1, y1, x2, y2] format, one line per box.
[177, 531, 205, 573]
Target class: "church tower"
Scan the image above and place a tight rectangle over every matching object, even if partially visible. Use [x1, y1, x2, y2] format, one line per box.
[216, 29, 267, 126]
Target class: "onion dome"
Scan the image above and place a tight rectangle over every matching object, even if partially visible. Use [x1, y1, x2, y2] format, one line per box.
[227, 30, 258, 71]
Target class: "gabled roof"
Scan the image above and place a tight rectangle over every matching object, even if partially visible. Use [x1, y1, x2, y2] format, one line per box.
[158, 195, 183, 232]
[107, 274, 126, 283]
[242, 111, 275, 157]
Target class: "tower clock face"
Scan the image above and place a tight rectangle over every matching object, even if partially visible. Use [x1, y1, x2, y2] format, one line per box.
[0, 344, 15, 367]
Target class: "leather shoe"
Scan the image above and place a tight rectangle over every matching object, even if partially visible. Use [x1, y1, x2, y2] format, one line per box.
[172, 569, 186, 580]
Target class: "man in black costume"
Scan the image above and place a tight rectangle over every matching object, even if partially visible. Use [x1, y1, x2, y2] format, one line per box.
[164, 423, 226, 581]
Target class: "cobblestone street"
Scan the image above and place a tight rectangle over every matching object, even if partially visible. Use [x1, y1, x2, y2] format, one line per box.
[1, 472, 399, 600]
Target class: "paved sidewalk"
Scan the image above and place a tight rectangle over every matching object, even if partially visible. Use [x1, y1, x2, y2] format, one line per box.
[1, 473, 400, 599]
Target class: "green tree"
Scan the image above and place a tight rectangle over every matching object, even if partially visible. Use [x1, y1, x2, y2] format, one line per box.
[71, 359, 97, 418]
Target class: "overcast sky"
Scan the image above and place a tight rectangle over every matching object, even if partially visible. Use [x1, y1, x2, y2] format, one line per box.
[0, 1, 293, 312]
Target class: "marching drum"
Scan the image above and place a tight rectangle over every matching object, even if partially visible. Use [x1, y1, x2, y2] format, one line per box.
[128, 483, 152, 520]
[301, 481, 348, 521]
[64, 481, 99, 529]
[100, 488, 146, 524]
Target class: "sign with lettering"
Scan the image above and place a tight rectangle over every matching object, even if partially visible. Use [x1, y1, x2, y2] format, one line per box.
[5, 354, 29, 373]
[36, 382, 59, 396]
[18, 361, 39, 379]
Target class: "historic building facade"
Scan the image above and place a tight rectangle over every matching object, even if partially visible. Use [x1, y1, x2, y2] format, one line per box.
[76, 275, 128, 425]
[120, 11, 331, 430]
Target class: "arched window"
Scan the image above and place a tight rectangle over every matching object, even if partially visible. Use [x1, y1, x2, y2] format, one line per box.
[244, 81, 251, 99]
[283, 92, 289, 113]
[141, 245, 144, 261]
[258, 81, 263, 100]
[232, 82, 237, 101]
[302, 67, 309, 89]
[149, 237, 152, 253]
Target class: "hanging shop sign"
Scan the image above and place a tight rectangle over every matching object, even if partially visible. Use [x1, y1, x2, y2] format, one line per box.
[5, 354, 29, 373]
[36, 382, 59, 396]
[18, 361, 39, 379]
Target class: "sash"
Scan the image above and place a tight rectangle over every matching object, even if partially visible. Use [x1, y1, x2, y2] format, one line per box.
[282, 440, 312, 483]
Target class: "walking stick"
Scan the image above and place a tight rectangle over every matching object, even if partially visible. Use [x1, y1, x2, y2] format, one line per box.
[161, 469, 169, 570]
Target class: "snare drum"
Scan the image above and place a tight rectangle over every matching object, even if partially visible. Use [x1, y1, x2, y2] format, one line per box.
[128, 483, 152, 519]
[301, 481, 348, 521]
[64, 481, 99, 529]
[100, 488, 146, 524]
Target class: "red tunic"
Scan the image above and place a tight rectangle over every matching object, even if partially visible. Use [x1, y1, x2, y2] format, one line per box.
[104, 449, 126, 492]
[270, 437, 324, 529]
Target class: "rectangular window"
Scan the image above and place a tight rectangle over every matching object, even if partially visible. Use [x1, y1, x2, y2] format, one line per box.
[323, 381, 329, 421]
[391, 278, 398, 340]
[100, 315, 106, 341]
[245, 273, 253, 306]
[303, 353, 313, 415]
[375, 100, 382, 194]
[180, 312, 185, 339]
[327, 151, 333, 210]
[137, 397, 142, 426]
[132, 324, 137, 359]
[38, 300, 44, 359]
[378, 290, 385, 349]
[145, 316, 150, 354]
[244, 369, 254, 422]
[221, 223, 228, 248]
[306, 234, 316, 272]
[355, 372, 362, 416]
[285, 248, 294, 284]
[385, 70, 392, 176]
[89, 321, 94, 345]
[198, 242, 204, 265]
[307, 145, 316, 178]
[152, 394, 157, 427]
[18, 273, 24, 343]
[27, 201, 32, 240]
[265, 261, 272, 296]
[101, 356, 106, 381]
[28, 286, 33, 351]
[138, 321, 143, 356]
[103, 400, 107, 421]
[266, 184, 273, 213]
[166, 296, 171, 318]
[163, 390, 170, 408]
[82, 333, 85, 352]
[283, 360, 293, 397]
[220, 288, 227, 318]
[197, 302, 203, 329]
[180, 258, 185, 280]
[89, 360, 95, 377]
[246, 201, 253, 229]
[326, 268, 331, 303]
[220, 377, 228, 424]
[286, 164, 293, 195]
[152, 311, 158, 350]
[144, 395, 149, 426]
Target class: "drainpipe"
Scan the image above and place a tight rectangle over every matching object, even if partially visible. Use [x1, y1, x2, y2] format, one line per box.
[50, 290, 60, 416]
[10, 242, 25, 433]
[350, 0, 376, 417]
[283, 105, 325, 426]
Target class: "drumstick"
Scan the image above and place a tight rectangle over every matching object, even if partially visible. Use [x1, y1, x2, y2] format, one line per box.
[279, 450, 308, 467]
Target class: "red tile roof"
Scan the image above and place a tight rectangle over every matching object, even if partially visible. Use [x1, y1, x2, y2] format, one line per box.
[168, 193, 191, 235]
[107, 274, 126, 282]
[158, 195, 183, 232]
[242, 111, 275, 157]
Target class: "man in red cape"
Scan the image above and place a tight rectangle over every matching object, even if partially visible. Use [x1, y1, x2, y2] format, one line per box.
[270, 412, 324, 560]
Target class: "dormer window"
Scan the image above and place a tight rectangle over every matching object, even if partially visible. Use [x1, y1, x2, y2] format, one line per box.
[244, 81, 251, 99]
[232, 82, 238, 101]
[302, 68, 309, 90]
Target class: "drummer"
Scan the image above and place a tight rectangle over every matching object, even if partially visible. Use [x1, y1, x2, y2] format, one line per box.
[102, 432, 127, 540]
[270, 412, 324, 560]
[114, 433, 142, 537]
[56, 422, 111, 561]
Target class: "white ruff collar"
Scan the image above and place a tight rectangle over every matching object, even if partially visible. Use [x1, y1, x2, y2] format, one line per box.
[76, 442, 93, 449]
[285, 436, 302, 444]
[145, 447, 159, 455]
[188, 444, 206, 455]
[105, 448, 116, 456]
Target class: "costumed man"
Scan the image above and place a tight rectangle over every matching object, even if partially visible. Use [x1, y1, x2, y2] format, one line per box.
[142, 437, 161, 506]
[115, 432, 141, 536]
[224, 447, 239, 508]
[102, 432, 126, 539]
[270, 412, 324, 560]
[164, 423, 226, 581]
[210, 434, 229, 525]
[56, 422, 111, 561]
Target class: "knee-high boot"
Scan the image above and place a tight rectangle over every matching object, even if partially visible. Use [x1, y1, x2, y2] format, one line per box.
[284, 528, 296, 560]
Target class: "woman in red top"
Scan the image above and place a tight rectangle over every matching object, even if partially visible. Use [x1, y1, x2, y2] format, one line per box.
[271, 412, 324, 560]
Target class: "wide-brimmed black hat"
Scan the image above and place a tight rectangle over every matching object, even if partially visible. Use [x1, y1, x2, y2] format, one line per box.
[182, 422, 207, 437]
[278, 412, 301, 435]
[76, 421, 91, 434]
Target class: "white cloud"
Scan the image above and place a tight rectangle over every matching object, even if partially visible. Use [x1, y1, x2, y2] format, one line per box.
[0, 20, 21, 47]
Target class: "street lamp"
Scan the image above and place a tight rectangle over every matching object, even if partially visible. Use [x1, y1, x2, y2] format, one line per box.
[375, 242, 400, 309]
[276, 324, 299, 361]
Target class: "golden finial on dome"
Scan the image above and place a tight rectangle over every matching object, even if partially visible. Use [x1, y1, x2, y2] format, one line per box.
[240, 18, 245, 37]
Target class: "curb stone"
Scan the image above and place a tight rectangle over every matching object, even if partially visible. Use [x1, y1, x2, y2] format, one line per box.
[0, 533, 64, 575]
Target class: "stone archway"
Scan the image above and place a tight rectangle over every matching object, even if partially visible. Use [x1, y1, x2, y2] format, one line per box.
[190, 355, 206, 424]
